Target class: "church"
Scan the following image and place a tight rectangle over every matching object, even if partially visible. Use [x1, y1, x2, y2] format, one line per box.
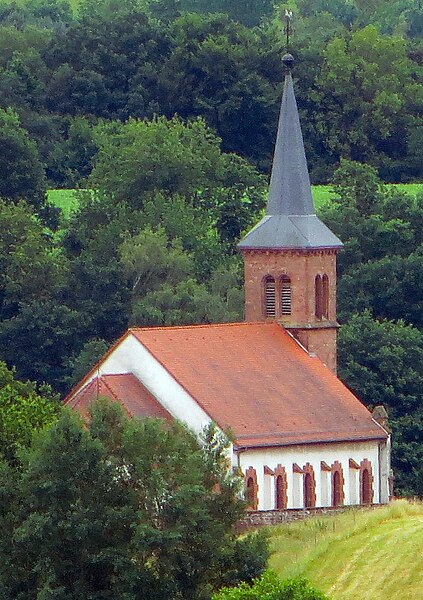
[66, 54, 391, 512]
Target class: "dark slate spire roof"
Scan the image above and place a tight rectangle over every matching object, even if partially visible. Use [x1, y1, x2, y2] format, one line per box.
[238, 54, 342, 250]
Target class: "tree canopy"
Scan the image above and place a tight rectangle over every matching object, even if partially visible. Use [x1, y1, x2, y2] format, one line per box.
[320, 160, 423, 495]
[0, 361, 59, 464]
[0, 399, 268, 599]
[0, 0, 420, 186]
[0, 109, 47, 210]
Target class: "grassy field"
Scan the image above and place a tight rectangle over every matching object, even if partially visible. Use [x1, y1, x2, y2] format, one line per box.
[47, 184, 423, 217]
[269, 500, 423, 600]
[311, 183, 423, 210]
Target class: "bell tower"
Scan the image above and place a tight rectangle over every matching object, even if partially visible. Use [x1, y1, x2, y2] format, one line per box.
[238, 54, 342, 373]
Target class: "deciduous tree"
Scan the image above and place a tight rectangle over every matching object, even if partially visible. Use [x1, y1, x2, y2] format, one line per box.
[0, 109, 47, 210]
[1, 400, 268, 599]
[0, 361, 59, 463]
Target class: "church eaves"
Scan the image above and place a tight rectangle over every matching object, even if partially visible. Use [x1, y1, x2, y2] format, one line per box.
[238, 54, 342, 251]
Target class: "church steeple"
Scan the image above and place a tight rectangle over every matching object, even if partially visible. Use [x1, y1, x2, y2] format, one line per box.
[239, 54, 342, 251]
[267, 53, 314, 217]
[238, 53, 342, 374]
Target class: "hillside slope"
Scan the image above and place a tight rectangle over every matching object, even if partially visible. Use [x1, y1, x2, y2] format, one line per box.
[269, 501, 423, 600]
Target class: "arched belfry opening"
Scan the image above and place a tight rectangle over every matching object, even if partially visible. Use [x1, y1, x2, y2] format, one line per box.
[322, 274, 329, 319]
[238, 52, 342, 374]
[315, 274, 323, 319]
[315, 274, 329, 320]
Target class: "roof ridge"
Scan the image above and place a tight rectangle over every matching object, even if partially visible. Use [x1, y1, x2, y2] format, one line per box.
[129, 321, 279, 333]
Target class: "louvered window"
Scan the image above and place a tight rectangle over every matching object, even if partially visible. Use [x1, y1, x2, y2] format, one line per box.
[264, 276, 276, 318]
[315, 274, 323, 319]
[280, 275, 291, 315]
[322, 274, 329, 319]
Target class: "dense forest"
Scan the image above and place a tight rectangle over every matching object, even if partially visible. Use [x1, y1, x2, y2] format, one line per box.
[0, 0, 421, 184]
[0, 0, 422, 498]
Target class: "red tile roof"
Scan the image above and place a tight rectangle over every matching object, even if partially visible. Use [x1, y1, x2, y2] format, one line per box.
[68, 373, 172, 422]
[128, 322, 386, 447]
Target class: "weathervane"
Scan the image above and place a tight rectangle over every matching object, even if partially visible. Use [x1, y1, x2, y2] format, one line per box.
[283, 9, 293, 51]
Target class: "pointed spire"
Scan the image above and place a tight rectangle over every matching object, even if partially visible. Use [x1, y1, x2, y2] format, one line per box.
[267, 54, 314, 217]
[238, 54, 342, 251]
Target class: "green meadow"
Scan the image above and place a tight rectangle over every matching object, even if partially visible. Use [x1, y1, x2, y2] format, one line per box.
[47, 183, 423, 218]
[269, 500, 423, 600]
[311, 183, 423, 210]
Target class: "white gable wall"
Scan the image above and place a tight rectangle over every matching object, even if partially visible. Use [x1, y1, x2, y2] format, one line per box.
[79, 333, 213, 436]
[237, 439, 389, 510]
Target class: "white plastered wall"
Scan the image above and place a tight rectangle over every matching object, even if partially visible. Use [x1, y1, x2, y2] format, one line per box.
[78, 333, 213, 435]
[237, 439, 389, 510]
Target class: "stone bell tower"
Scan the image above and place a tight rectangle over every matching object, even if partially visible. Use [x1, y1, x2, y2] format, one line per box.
[238, 54, 342, 373]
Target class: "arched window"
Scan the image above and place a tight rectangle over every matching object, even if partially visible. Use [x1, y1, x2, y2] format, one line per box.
[264, 276, 276, 318]
[332, 471, 342, 507]
[275, 465, 288, 509]
[361, 470, 371, 504]
[322, 274, 329, 319]
[246, 478, 255, 508]
[245, 466, 258, 510]
[280, 275, 291, 315]
[304, 474, 313, 508]
[315, 275, 323, 319]
[360, 460, 374, 505]
[331, 461, 345, 507]
[303, 463, 316, 508]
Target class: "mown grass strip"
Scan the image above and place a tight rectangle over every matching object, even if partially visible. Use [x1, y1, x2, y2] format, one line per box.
[269, 500, 423, 600]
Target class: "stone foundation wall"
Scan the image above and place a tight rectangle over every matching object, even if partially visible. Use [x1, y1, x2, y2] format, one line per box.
[236, 505, 373, 531]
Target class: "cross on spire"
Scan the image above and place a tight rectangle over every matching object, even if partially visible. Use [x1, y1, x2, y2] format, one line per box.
[284, 9, 293, 51]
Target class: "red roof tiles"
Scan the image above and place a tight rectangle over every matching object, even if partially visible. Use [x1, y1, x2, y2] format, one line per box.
[129, 322, 386, 447]
[68, 373, 171, 422]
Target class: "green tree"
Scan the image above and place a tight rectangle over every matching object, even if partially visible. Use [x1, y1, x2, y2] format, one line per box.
[160, 13, 280, 167]
[45, 1, 168, 119]
[0, 199, 67, 315]
[65, 337, 110, 388]
[338, 312, 423, 495]
[0, 199, 78, 392]
[315, 26, 422, 179]
[179, 0, 274, 27]
[332, 159, 383, 215]
[89, 115, 265, 242]
[0, 108, 47, 210]
[0, 361, 59, 464]
[337, 252, 423, 328]
[339, 312, 423, 416]
[319, 164, 420, 274]
[120, 227, 242, 326]
[0, 299, 87, 392]
[213, 569, 327, 600]
[0, 458, 21, 599]
[2, 400, 267, 599]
